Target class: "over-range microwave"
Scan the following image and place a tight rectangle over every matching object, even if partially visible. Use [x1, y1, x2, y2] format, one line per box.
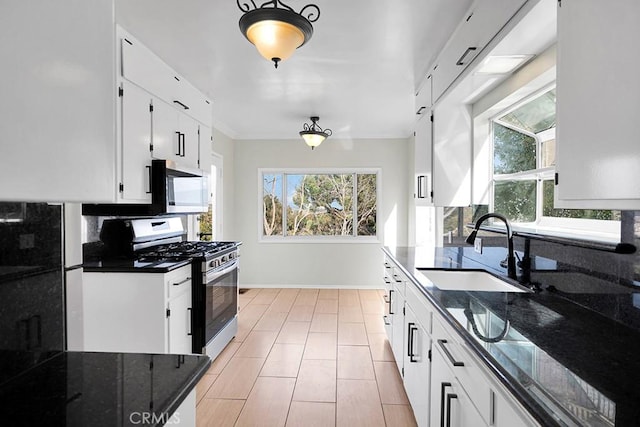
[82, 160, 209, 216]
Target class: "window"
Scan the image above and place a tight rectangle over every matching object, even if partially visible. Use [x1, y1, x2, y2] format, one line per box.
[260, 169, 379, 240]
[490, 86, 620, 238]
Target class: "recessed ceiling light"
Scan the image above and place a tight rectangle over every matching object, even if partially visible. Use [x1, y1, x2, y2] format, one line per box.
[475, 55, 534, 75]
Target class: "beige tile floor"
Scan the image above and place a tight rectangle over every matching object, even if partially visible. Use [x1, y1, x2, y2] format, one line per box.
[196, 288, 418, 427]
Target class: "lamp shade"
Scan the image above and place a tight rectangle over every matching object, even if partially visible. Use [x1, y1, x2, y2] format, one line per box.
[300, 131, 327, 149]
[239, 7, 314, 68]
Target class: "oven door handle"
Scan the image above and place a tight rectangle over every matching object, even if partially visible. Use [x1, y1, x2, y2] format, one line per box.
[206, 259, 239, 283]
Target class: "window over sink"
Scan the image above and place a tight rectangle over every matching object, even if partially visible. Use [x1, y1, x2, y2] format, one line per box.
[260, 169, 379, 241]
[488, 84, 621, 242]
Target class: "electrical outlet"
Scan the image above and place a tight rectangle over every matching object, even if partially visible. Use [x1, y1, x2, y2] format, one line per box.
[19, 234, 35, 249]
[474, 237, 483, 254]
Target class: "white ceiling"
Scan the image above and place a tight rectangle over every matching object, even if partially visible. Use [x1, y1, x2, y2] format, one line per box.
[115, 0, 474, 140]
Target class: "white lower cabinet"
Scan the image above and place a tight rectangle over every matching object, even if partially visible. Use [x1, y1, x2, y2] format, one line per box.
[81, 265, 193, 354]
[382, 254, 538, 427]
[403, 303, 431, 427]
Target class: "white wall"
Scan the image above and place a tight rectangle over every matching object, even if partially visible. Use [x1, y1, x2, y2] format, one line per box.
[232, 137, 410, 288]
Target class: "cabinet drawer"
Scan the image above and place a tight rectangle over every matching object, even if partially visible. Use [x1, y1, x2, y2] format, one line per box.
[165, 266, 192, 299]
[433, 315, 493, 425]
[405, 283, 433, 335]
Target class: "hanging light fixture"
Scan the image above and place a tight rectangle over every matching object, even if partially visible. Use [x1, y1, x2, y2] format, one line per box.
[299, 116, 331, 150]
[237, 0, 320, 68]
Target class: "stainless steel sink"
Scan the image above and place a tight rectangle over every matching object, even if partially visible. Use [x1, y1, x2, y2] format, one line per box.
[414, 269, 529, 293]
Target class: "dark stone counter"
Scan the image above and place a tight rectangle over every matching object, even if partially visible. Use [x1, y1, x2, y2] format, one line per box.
[0, 351, 210, 427]
[384, 246, 640, 427]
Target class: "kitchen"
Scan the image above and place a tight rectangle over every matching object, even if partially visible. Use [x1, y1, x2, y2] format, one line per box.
[1, 0, 639, 426]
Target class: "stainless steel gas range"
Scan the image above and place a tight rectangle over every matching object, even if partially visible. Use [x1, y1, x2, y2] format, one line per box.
[89, 217, 240, 359]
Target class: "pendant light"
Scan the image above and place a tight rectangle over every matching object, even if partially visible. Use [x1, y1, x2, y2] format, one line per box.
[299, 116, 332, 150]
[237, 0, 320, 68]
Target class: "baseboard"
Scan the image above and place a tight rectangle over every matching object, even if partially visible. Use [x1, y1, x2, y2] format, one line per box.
[238, 283, 384, 290]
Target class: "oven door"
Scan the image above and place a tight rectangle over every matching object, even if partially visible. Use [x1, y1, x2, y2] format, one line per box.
[203, 259, 238, 350]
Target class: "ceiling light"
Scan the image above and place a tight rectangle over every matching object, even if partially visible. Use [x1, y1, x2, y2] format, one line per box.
[237, 0, 320, 68]
[475, 55, 533, 75]
[299, 116, 331, 150]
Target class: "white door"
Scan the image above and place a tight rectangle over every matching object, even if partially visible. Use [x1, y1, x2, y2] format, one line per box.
[120, 82, 152, 202]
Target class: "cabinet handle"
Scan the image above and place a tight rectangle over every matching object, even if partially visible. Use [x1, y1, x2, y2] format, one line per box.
[416, 106, 426, 116]
[146, 165, 152, 194]
[437, 339, 464, 367]
[384, 262, 392, 269]
[175, 131, 182, 156]
[417, 175, 426, 199]
[455, 46, 477, 66]
[383, 277, 391, 285]
[173, 100, 190, 110]
[393, 274, 402, 283]
[181, 133, 186, 157]
[446, 393, 458, 427]
[172, 276, 191, 286]
[187, 307, 192, 336]
[383, 315, 391, 326]
[388, 289, 394, 314]
[440, 382, 452, 427]
[408, 323, 418, 362]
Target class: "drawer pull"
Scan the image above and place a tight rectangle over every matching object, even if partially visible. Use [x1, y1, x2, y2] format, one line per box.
[393, 274, 402, 283]
[440, 382, 452, 427]
[383, 315, 391, 326]
[438, 339, 464, 367]
[173, 99, 190, 110]
[383, 277, 391, 285]
[446, 393, 458, 427]
[456, 46, 477, 66]
[384, 262, 392, 269]
[172, 277, 191, 286]
[407, 322, 418, 362]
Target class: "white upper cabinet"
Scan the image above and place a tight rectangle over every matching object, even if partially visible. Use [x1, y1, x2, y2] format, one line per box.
[0, 0, 116, 202]
[555, 0, 640, 209]
[431, 0, 527, 104]
[432, 100, 473, 207]
[414, 112, 433, 206]
[119, 81, 153, 202]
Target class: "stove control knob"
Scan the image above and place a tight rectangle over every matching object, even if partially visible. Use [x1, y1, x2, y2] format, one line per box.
[209, 259, 219, 268]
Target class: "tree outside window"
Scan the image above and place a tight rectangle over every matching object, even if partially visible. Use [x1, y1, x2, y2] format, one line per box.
[261, 171, 378, 238]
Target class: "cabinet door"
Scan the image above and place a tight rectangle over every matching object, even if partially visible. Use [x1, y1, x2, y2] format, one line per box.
[431, 344, 488, 427]
[414, 112, 433, 206]
[179, 113, 201, 169]
[432, 102, 472, 206]
[404, 305, 431, 427]
[151, 97, 180, 162]
[120, 26, 175, 103]
[431, 0, 527, 103]
[168, 290, 193, 354]
[391, 283, 405, 370]
[120, 82, 152, 202]
[555, 0, 640, 209]
[199, 124, 213, 171]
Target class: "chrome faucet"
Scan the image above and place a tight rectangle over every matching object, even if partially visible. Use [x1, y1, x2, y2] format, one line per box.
[465, 213, 517, 281]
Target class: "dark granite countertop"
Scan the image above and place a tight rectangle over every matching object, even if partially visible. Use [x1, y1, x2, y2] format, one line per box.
[383, 246, 640, 427]
[82, 259, 191, 273]
[0, 351, 210, 427]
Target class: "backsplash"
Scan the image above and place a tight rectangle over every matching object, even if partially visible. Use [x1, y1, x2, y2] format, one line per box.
[450, 210, 640, 331]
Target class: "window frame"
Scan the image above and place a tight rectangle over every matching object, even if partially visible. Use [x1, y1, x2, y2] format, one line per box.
[488, 84, 620, 242]
[258, 168, 382, 243]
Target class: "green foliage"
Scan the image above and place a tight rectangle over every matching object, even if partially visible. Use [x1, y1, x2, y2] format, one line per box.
[493, 123, 536, 174]
[494, 180, 536, 222]
[199, 206, 212, 241]
[541, 180, 619, 220]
